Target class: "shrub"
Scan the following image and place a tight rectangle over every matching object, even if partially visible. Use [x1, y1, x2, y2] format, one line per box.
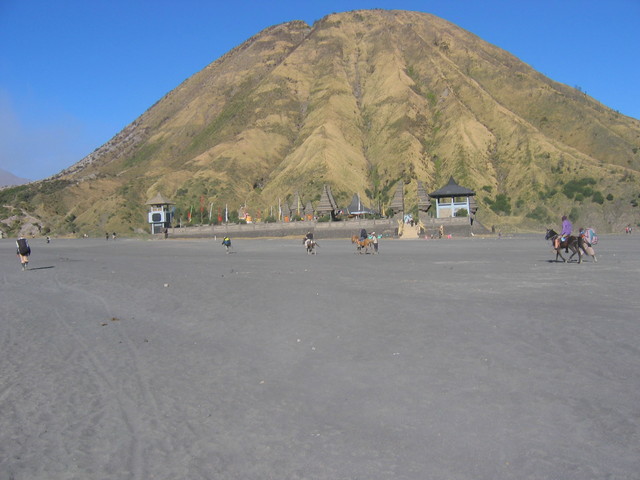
[455, 208, 468, 217]
[489, 194, 511, 215]
[568, 207, 580, 223]
[538, 188, 558, 200]
[562, 177, 597, 199]
[592, 191, 604, 205]
[227, 211, 240, 223]
[526, 206, 550, 222]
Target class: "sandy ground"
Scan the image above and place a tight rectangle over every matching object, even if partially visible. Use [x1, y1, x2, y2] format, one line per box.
[1, 234, 639, 480]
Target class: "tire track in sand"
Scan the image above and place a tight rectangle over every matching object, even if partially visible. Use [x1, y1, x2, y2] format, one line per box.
[50, 273, 171, 479]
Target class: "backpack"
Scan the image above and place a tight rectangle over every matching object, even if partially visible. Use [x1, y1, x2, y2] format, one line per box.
[584, 228, 598, 245]
[17, 238, 30, 255]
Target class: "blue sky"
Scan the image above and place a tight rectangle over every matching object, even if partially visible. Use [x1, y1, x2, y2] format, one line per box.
[1, 0, 639, 181]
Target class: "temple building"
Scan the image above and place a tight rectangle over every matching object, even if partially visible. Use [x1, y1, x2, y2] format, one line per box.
[316, 184, 339, 219]
[389, 182, 404, 218]
[429, 177, 476, 219]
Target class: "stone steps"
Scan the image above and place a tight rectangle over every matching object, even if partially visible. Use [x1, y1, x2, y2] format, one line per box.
[400, 224, 420, 239]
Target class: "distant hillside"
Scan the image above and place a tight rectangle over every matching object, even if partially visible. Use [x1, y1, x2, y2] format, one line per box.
[0, 168, 30, 187]
[1, 9, 639, 236]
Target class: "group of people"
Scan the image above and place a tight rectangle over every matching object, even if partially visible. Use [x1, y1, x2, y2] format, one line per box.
[14, 217, 604, 271]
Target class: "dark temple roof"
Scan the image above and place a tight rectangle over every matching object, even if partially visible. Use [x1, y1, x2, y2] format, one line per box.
[429, 177, 475, 197]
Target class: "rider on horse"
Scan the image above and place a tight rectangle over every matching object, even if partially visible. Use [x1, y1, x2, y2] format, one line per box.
[555, 215, 572, 250]
[304, 231, 317, 254]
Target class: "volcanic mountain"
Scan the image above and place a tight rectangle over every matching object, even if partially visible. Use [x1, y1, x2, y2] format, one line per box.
[0, 168, 30, 187]
[2, 9, 639, 235]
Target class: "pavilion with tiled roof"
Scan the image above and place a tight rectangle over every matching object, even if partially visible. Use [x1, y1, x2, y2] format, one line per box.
[429, 177, 476, 219]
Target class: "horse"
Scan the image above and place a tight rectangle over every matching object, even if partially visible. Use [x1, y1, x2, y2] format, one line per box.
[304, 238, 317, 255]
[351, 235, 371, 254]
[576, 233, 598, 262]
[545, 229, 582, 263]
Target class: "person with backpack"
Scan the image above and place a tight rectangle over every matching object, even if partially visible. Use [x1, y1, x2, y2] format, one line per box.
[578, 227, 598, 262]
[222, 236, 232, 253]
[16, 236, 31, 271]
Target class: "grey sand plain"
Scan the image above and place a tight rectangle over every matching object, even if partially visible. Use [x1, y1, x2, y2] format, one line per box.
[1, 234, 639, 479]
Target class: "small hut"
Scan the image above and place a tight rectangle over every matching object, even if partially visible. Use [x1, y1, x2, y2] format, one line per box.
[316, 184, 338, 219]
[304, 201, 314, 221]
[389, 182, 404, 218]
[417, 181, 431, 221]
[429, 177, 475, 219]
[146, 193, 175, 234]
[345, 193, 375, 217]
[290, 191, 303, 218]
[280, 201, 292, 222]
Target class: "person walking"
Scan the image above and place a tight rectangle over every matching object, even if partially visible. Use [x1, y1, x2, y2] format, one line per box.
[222, 236, 232, 253]
[578, 227, 597, 260]
[16, 236, 31, 271]
[371, 231, 379, 254]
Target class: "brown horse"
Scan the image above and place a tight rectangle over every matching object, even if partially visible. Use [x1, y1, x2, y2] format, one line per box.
[545, 229, 582, 263]
[351, 235, 371, 254]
